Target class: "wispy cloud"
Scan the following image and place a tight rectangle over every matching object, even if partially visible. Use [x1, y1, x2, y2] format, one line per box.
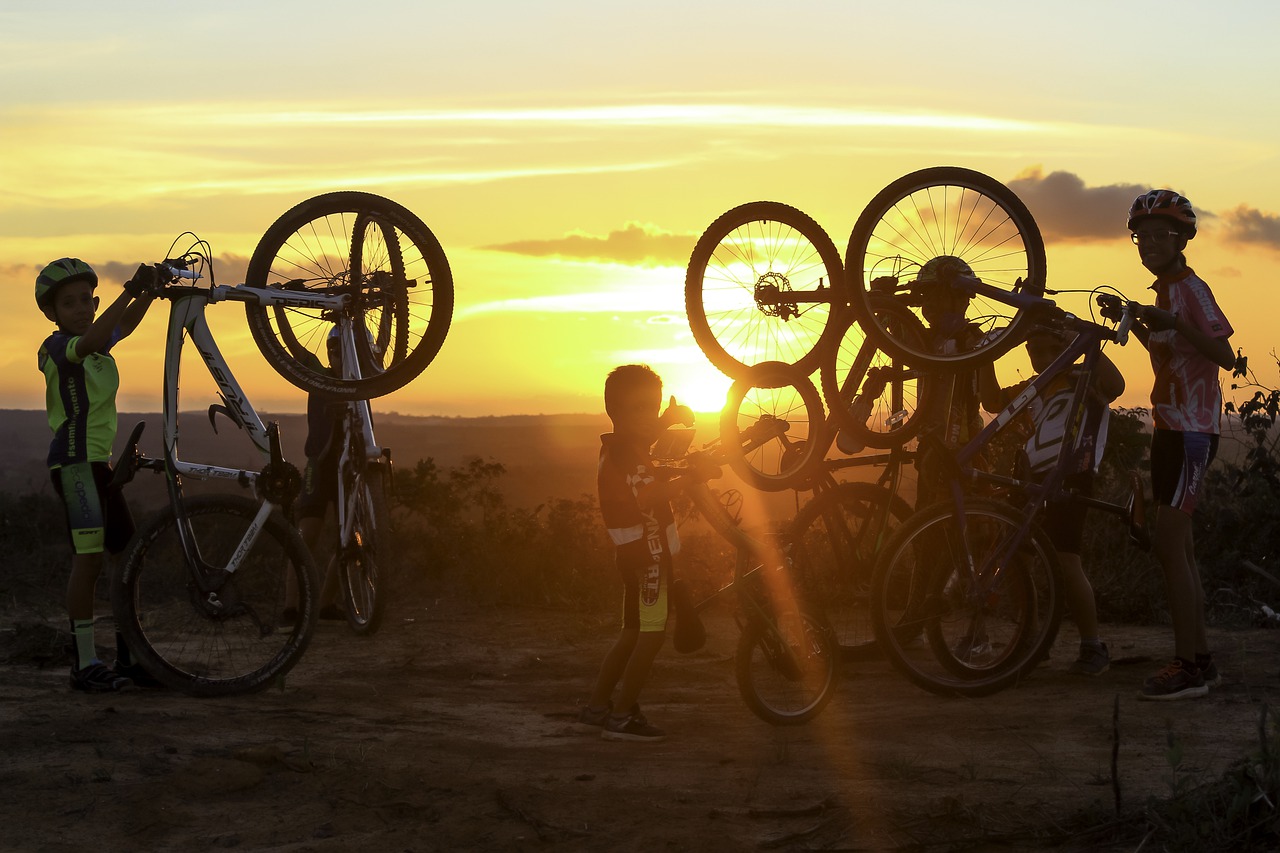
[483, 223, 696, 266]
[229, 103, 1048, 133]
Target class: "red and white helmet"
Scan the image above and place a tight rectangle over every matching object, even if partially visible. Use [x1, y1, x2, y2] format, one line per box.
[1127, 189, 1197, 238]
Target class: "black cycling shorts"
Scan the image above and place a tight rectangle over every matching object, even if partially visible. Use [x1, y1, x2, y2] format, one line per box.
[1150, 429, 1218, 515]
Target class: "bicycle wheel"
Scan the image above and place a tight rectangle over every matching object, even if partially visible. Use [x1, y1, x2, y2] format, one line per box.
[111, 494, 318, 696]
[686, 201, 847, 379]
[734, 561, 838, 725]
[846, 167, 1046, 369]
[340, 460, 392, 636]
[869, 499, 1062, 697]
[787, 482, 912, 656]
[245, 192, 454, 399]
[819, 299, 936, 449]
[720, 361, 827, 491]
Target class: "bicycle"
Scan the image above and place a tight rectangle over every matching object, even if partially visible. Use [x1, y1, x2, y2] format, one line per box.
[110, 192, 451, 695]
[657, 415, 840, 726]
[681, 172, 1048, 674]
[865, 284, 1148, 697]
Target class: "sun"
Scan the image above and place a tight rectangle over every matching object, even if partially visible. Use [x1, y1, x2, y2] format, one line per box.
[665, 363, 735, 421]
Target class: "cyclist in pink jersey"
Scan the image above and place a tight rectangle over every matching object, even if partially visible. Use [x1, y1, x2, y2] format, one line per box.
[1124, 190, 1235, 701]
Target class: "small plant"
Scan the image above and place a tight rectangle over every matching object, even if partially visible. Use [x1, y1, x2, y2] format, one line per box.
[1139, 706, 1280, 852]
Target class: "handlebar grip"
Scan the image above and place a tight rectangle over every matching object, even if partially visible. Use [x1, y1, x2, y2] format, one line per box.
[160, 263, 200, 281]
[1114, 301, 1139, 345]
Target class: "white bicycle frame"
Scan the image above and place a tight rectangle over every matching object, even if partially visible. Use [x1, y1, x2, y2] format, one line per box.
[157, 276, 383, 577]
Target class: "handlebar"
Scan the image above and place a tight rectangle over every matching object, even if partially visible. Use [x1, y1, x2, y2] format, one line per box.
[870, 271, 1054, 314]
[1095, 294, 1140, 345]
[872, 270, 1143, 346]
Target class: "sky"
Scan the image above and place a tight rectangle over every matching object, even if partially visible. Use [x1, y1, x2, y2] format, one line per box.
[4, 1, 1280, 418]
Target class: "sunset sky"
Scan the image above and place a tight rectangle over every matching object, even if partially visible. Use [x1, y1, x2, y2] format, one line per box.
[5, 1, 1279, 419]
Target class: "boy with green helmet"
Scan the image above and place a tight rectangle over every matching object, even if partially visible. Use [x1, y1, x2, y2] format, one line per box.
[36, 256, 160, 692]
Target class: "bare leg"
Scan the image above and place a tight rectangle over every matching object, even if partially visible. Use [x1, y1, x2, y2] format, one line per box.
[1184, 519, 1209, 656]
[1153, 505, 1201, 661]
[67, 552, 103, 621]
[1057, 551, 1098, 641]
[588, 627, 638, 709]
[612, 631, 666, 714]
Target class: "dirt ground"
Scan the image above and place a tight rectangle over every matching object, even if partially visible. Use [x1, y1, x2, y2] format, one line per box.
[2, 596, 1279, 853]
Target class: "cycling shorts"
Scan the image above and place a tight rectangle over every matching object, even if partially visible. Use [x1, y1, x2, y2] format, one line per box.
[1039, 470, 1093, 555]
[618, 558, 669, 633]
[51, 461, 134, 556]
[1150, 429, 1218, 515]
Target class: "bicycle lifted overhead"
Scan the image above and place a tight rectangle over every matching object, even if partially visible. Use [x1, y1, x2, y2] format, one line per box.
[865, 279, 1149, 697]
[111, 192, 452, 695]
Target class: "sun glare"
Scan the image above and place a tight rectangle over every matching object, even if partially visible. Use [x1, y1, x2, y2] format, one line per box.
[665, 365, 735, 420]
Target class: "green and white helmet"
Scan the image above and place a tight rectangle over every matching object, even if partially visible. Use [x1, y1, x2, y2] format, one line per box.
[915, 255, 974, 284]
[35, 257, 98, 311]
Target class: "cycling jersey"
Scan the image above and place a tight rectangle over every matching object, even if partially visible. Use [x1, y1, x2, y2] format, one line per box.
[598, 433, 679, 632]
[38, 328, 122, 468]
[1147, 268, 1233, 433]
[1004, 369, 1110, 475]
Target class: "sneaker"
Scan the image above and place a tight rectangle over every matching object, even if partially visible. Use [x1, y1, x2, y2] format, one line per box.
[1069, 642, 1110, 676]
[1139, 659, 1207, 701]
[602, 709, 666, 742]
[1196, 655, 1222, 688]
[113, 660, 167, 689]
[576, 701, 612, 727]
[70, 662, 133, 694]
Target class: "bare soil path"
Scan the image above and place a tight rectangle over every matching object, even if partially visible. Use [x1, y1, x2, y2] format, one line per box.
[3, 599, 1278, 852]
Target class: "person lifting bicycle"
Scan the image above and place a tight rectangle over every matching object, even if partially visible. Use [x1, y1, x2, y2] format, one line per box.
[578, 364, 708, 742]
[285, 329, 357, 624]
[35, 258, 162, 692]
[981, 324, 1125, 675]
[913, 256, 1003, 508]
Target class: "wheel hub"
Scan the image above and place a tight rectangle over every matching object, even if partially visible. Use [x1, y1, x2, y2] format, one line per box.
[754, 272, 799, 320]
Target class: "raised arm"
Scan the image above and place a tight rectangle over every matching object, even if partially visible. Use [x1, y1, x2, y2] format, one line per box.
[116, 289, 156, 338]
[73, 289, 134, 358]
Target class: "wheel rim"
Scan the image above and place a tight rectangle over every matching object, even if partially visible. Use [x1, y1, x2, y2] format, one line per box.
[847, 169, 1045, 367]
[720, 362, 827, 491]
[688, 203, 844, 377]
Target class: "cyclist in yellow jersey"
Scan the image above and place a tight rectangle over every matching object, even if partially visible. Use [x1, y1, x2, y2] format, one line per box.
[36, 258, 159, 692]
